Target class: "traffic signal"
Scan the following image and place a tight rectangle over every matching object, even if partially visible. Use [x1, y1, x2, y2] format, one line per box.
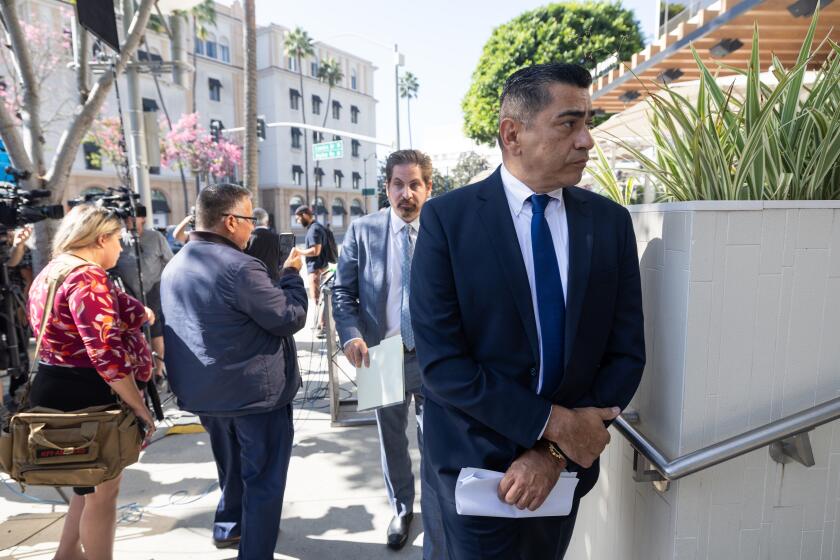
[210, 119, 224, 142]
[257, 116, 266, 141]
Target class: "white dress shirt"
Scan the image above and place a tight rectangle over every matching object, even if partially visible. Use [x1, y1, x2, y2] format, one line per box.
[384, 208, 419, 338]
[500, 164, 569, 434]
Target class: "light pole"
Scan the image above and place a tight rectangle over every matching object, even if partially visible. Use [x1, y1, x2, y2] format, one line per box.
[363, 152, 377, 214]
[324, 33, 404, 149]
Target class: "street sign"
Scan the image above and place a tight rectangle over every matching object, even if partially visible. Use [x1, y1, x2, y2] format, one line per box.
[313, 140, 344, 161]
[361, 188, 376, 196]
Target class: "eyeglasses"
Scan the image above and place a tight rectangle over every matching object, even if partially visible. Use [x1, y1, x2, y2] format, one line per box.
[223, 213, 257, 225]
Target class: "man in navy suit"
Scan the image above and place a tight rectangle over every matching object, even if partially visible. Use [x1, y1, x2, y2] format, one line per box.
[410, 63, 645, 559]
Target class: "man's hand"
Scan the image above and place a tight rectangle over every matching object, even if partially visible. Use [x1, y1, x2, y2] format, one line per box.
[283, 251, 303, 271]
[144, 306, 156, 326]
[542, 405, 620, 468]
[498, 445, 564, 511]
[343, 339, 370, 368]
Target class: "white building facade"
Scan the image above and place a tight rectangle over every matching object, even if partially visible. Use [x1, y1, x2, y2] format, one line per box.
[256, 24, 378, 233]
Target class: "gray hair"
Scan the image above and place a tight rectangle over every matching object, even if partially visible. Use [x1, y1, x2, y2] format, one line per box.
[195, 183, 252, 230]
[253, 207, 270, 227]
[499, 63, 593, 130]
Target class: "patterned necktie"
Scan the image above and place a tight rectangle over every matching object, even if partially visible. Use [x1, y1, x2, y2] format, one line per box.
[400, 224, 415, 350]
[530, 194, 565, 396]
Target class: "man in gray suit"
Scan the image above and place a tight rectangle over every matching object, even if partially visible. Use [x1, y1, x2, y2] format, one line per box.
[333, 149, 444, 557]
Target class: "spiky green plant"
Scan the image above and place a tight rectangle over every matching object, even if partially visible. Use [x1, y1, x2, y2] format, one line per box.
[588, 142, 637, 205]
[600, 9, 840, 201]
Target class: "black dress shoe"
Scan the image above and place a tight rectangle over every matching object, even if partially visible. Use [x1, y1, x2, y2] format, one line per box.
[213, 535, 241, 549]
[386, 513, 413, 550]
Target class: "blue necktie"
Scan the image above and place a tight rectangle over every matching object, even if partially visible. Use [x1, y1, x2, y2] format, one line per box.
[401, 225, 415, 351]
[530, 194, 565, 396]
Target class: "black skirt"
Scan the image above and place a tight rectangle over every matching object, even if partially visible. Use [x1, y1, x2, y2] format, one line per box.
[28, 363, 118, 495]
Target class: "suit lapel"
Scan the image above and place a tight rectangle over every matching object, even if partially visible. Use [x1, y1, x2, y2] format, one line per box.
[563, 187, 593, 368]
[476, 169, 540, 365]
[371, 210, 390, 332]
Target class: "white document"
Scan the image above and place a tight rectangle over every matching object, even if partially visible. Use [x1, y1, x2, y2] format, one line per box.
[356, 335, 405, 411]
[455, 467, 579, 518]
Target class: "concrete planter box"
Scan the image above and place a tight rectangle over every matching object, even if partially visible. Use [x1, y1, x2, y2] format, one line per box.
[569, 201, 840, 560]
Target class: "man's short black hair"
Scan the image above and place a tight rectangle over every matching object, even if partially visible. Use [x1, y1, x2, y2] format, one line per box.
[294, 205, 313, 217]
[195, 183, 251, 230]
[384, 149, 433, 185]
[499, 63, 593, 129]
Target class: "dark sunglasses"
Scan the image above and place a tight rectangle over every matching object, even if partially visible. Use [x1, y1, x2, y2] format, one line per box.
[223, 213, 257, 225]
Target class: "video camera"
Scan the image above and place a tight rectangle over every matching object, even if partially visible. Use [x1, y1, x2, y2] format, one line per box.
[68, 185, 145, 219]
[0, 167, 64, 228]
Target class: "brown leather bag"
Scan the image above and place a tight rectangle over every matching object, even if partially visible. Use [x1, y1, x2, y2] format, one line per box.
[0, 255, 143, 487]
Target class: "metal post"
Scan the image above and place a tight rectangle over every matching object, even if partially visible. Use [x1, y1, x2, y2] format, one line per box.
[121, 0, 152, 209]
[394, 43, 400, 151]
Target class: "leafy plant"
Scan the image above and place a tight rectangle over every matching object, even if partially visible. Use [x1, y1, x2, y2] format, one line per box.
[604, 10, 840, 201]
[587, 142, 636, 205]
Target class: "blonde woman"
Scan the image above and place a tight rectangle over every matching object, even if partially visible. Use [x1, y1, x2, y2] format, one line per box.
[27, 204, 156, 560]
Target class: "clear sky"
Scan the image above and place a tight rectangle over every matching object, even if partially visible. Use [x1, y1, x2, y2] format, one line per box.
[253, 0, 657, 159]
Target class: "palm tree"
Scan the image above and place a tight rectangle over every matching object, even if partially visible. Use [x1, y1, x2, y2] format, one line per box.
[317, 58, 344, 128]
[284, 27, 315, 206]
[243, 0, 258, 195]
[313, 58, 343, 209]
[186, 0, 217, 113]
[399, 72, 419, 148]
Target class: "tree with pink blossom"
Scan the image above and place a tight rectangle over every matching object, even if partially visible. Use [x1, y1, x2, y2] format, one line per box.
[161, 112, 242, 189]
[83, 117, 127, 176]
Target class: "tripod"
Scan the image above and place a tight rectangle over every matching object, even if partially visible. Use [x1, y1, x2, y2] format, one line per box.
[0, 256, 31, 410]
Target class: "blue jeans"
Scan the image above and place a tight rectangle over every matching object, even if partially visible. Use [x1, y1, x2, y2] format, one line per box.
[200, 405, 294, 559]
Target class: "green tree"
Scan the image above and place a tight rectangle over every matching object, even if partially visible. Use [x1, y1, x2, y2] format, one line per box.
[462, 2, 644, 145]
[399, 71, 419, 148]
[284, 27, 315, 204]
[659, 3, 686, 26]
[431, 168, 452, 198]
[451, 151, 490, 187]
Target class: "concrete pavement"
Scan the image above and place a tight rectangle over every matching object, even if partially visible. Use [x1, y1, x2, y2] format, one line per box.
[0, 301, 425, 560]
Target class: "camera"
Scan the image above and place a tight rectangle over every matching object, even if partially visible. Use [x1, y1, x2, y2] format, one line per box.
[68, 185, 142, 218]
[0, 167, 65, 228]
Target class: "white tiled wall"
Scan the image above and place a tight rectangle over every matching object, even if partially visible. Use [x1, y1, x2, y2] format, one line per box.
[569, 203, 840, 560]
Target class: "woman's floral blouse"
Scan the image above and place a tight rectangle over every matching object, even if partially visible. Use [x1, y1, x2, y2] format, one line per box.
[28, 261, 152, 383]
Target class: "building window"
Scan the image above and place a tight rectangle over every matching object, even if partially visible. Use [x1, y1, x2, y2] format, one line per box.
[83, 142, 101, 170]
[287, 56, 298, 72]
[205, 33, 217, 58]
[291, 127, 302, 149]
[312, 131, 324, 144]
[332, 100, 341, 120]
[290, 89, 300, 110]
[195, 38, 205, 55]
[151, 190, 170, 227]
[209, 78, 222, 102]
[137, 49, 163, 63]
[351, 140, 360, 158]
[352, 172, 361, 190]
[334, 169, 343, 188]
[314, 167, 324, 187]
[312, 95, 321, 115]
[311, 60, 319, 76]
[351, 69, 357, 90]
[351, 105, 359, 124]
[333, 135, 341, 142]
[292, 165, 303, 185]
[219, 38, 230, 63]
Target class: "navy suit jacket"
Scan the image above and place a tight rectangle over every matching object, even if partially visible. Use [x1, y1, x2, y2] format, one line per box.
[410, 167, 645, 503]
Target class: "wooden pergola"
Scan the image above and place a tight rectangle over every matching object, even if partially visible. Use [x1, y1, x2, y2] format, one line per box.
[591, 0, 840, 114]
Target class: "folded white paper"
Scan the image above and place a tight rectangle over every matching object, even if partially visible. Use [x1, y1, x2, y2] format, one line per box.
[455, 467, 579, 518]
[356, 335, 405, 411]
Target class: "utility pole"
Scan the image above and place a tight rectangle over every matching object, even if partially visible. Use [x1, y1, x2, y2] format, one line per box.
[121, 0, 152, 209]
[394, 43, 401, 150]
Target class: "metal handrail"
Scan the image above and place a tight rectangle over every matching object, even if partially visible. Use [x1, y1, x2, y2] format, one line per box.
[614, 396, 840, 481]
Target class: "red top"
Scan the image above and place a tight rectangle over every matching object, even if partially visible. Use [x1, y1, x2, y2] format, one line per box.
[28, 261, 152, 384]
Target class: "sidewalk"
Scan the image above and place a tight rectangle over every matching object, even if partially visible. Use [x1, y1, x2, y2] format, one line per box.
[0, 302, 425, 559]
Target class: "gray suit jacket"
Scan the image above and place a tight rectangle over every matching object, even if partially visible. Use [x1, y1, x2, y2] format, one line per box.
[332, 209, 422, 392]
[333, 209, 390, 348]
